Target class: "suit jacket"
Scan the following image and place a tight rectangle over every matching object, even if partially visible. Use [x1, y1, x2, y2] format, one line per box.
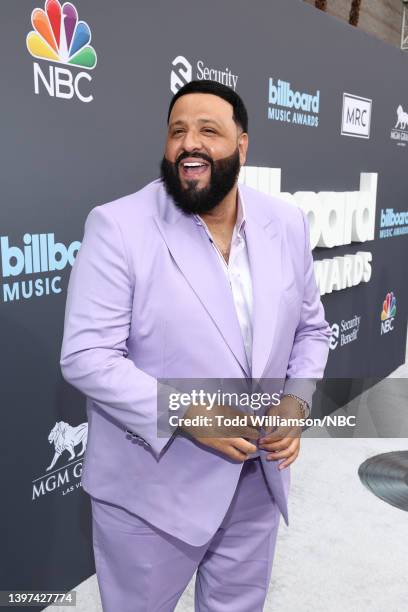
[60, 178, 331, 546]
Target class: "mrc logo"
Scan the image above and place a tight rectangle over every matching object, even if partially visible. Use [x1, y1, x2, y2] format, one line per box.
[26, 0, 97, 103]
[341, 93, 372, 139]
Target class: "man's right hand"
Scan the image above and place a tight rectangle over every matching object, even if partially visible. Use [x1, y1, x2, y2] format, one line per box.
[178, 402, 260, 462]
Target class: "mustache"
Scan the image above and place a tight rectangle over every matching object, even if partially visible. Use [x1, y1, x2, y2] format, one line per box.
[175, 151, 213, 167]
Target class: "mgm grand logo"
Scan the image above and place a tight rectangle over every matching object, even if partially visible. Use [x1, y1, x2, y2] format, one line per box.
[32, 421, 88, 501]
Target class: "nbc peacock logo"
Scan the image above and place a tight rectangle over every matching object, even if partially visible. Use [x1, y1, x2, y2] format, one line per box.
[26, 1, 97, 103]
[380, 291, 397, 335]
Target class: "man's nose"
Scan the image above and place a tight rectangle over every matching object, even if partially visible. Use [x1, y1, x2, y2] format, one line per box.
[181, 129, 203, 151]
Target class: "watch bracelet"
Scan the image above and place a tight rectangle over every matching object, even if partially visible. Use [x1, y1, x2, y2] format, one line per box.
[282, 393, 310, 419]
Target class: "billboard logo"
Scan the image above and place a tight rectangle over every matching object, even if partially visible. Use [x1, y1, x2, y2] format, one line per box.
[267, 78, 320, 128]
[239, 167, 377, 295]
[380, 292, 397, 335]
[341, 93, 372, 139]
[32, 420, 88, 501]
[379, 208, 408, 239]
[390, 105, 408, 147]
[26, 0, 97, 102]
[170, 55, 238, 94]
[1, 232, 81, 303]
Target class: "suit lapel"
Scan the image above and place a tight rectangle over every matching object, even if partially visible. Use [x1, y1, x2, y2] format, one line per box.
[154, 208, 251, 377]
[243, 194, 283, 379]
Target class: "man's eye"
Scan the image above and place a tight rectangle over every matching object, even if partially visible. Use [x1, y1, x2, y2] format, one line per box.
[203, 128, 216, 134]
[172, 129, 184, 136]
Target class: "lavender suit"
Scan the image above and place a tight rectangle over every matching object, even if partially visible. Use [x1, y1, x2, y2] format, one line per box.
[60, 178, 330, 610]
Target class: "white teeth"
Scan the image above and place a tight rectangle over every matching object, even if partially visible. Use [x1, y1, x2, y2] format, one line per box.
[183, 162, 205, 167]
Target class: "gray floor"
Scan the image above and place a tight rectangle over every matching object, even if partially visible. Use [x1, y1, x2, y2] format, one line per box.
[50, 349, 408, 612]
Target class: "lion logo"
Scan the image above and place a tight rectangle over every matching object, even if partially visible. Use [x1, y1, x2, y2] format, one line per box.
[395, 105, 408, 130]
[46, 421, 88, 471]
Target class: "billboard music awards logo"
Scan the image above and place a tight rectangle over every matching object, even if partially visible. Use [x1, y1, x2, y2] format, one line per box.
[267, 78, 320, 128]
[239, 166, 377, 296]
[32, 420, 88, 501]
[0, 232, 80, 303]
[380, 292, 397, 335]
[26, 0, 97, 102]
[341, 93, 372, 139]
[379, 208, 408, 239]
[390, 105, 408, 147]
[329, 315, 362, 350]
[170, 55, 238, 94]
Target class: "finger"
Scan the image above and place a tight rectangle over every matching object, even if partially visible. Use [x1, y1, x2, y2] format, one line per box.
[266, 448, 293, 461]
[231, 437, 258, 455]
[224, 443, 252, 462]
[259, 435, 294, 452]
[209, 438, 249, 462]
[259, 436, 300, 451]
[260, 425, 300, 444]
[266, 438, 300, 461]
[278, 446, 300, 470]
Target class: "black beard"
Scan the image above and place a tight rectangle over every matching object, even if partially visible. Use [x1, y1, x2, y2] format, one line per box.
[160, 149, 241, 215]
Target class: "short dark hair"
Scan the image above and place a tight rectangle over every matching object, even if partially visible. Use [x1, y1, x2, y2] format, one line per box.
[167, 80, 248, 133]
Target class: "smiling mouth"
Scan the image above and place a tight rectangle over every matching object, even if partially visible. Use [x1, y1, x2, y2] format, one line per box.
[179, 160, 210, 178]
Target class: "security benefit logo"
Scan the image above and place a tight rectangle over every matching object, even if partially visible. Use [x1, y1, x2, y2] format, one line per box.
[0, 232, 81, 303]
[380, 292, 397, 335]
[170, 55, 238, 94]
[330, 315, 361, 350]
[390, 105, 408, 147]
[32, 421, 88, 501]
[26, 0, 97, 102]
[267, 78, 320, 128]
[341, 93, 372, 139]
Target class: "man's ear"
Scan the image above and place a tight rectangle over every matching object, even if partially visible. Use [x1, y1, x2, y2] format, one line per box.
[238, 132, 248, 166]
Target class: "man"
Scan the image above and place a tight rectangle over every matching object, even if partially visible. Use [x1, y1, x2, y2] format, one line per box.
[60, 80, 331, 611]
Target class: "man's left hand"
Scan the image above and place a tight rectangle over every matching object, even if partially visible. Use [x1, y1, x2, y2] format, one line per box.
[258, 395, 303, 470]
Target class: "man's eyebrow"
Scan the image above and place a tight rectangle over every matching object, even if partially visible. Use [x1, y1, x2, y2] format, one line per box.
[168, 119, 186, 128]
[168, 118, 223, 129]
[197, 118, 222, 128]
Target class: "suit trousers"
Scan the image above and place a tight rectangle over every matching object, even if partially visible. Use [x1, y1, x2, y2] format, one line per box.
[91, 457, 281, 612]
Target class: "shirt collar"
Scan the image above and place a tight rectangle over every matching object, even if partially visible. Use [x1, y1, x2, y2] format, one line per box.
[193, 189, 247, 236]
[236, 189, 246, 238]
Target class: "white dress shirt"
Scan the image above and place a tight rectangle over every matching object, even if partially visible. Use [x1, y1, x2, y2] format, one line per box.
[194, 191, 253, 372]
[194, 192, 263, 457]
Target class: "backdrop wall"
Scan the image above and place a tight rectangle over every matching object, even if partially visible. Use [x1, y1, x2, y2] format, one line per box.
[1, 0, 407, 605]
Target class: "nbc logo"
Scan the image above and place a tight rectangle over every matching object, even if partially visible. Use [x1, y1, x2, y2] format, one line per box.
[380, 291, 397, 335]
[26, 0, 97, 103]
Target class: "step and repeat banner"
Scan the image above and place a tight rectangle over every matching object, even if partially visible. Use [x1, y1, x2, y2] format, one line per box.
[1, 0, 408, 604]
